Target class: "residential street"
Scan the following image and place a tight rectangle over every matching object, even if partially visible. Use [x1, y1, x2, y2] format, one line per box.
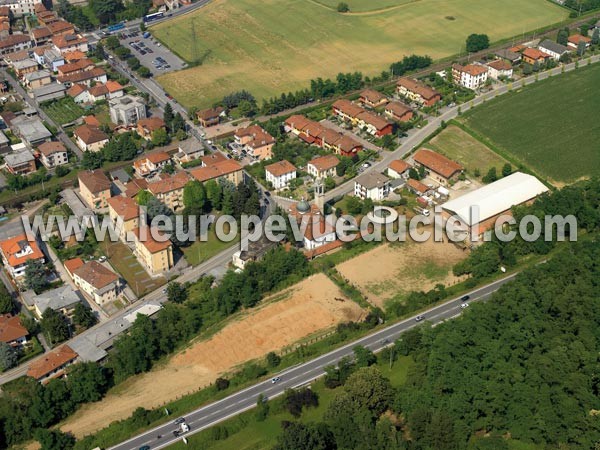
[0, 68, 83, 159]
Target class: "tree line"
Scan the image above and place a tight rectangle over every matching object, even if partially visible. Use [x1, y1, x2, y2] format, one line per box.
[270, 239, 600, 449]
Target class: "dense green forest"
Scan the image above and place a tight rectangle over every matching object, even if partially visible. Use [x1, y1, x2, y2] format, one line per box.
[273, 239, 600, 449]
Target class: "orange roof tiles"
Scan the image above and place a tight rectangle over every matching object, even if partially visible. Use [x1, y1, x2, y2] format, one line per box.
[413, 149, 463, 179]
[407, 178, 430, 194]
[64, 257, 85, 275]
[105, 80, 124, 93]
[265, 160, 297, 177]
[396, 77, 441, 101]
[63, 50, 86, 62]
[148, 171, 189, 195]
[73, 261, 119, 289]
[308, 154, 339, 172]
[568, 34, 592, 45]
[522, 47, 551, 61]
[332, 99, 364, 118]
[0, 234, 44, 268]
[487, 59, 513, 71]
[385, 101, 412, 118]
[138, 117, 166, 133]
[453, 63, 487, 76]
[84, 115, 101, 127]
[107, 196, 139, 221]
[359, 89, 388, 104]
[190, 159, 243, 182]
[78, 169, 111, 194]
[132, 227, 172, 253]
[27, 345, 78, 380]
[74, 124, 109, 145]
[0, 314, 28, 344]
[389, 159, 411, 174]
[37, 141, 66, 157]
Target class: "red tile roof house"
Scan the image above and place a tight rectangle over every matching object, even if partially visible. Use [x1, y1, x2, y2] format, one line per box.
[451, 63, 488, 90]
[358, 89, 389, 108]
[0, 234, 45, 279]
[73, 124, 109, 152]
[396, 77, 442, 107]
[196, 106, 225, 127]
[234, 125, 275, 161]
[406, 178, 431, 196]
[283, 115, 363, 157]
[37, 141, 68, 168]
[387, 159, 412, 179]
[0, 314, 29, 348]
[332, 99, 394, 136]
[521, 47, 552, 65]
[307, 154, 340, 178]
[568, 34, 592, 49]
[384, 101, 414, 123]
[413, 148, 464, 186]
[133, 150, 171, 177]
[136, 117, 166, 140]
[27, 345, 79, 384]
[265, 160, 297, 189]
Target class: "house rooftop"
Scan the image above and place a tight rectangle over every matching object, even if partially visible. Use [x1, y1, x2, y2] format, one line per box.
[78, 169, 111, 194]
[107, 196, 139, 221]
[265, 160, 297, 177]
[538, 39, 570, 55]
[74, 124, 109, 145]
[73, 261, 119, 290]
[413, 148, 463, 179]
[132, 227, 172, 253]
[0, 234, 43, 268]
[389, 159, 411, 174]
[355, 172, 390, 189]
[32, 285, 81, 315]
[190, 159, 242, 182]
[27, 345, 78, 380]
[0, 314, 28, 344]
[4, 147, 34, 167]
[308, 154, 339, 172]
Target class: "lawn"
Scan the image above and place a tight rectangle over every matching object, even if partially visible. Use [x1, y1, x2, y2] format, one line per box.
[426, 124, 509, 177]
[461, 63, 600, 184]
[314, 0, 415, 12]
[152, 0, 566, 109]
[181, 224, 240, 266]
[104, 241, 166, 297]
[41, 97, 87, 126]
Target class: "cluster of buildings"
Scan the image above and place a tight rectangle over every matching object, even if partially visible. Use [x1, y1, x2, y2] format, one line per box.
[284, 114, 363, 157]
[332, 99, 394, 137]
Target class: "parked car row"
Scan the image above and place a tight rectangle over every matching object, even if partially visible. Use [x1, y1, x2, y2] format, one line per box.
[130, 40, 153, 56]
[153, 56, 171, 70]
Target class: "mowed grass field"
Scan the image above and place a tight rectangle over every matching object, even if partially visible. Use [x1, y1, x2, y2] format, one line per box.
[314, 0, 415, 12]
[427, 124, 509, 176]
[461, 63, 600, 184]
[152, 0, 565, 109]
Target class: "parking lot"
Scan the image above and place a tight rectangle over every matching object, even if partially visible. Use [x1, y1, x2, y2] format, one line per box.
[119, 29, 187, 75]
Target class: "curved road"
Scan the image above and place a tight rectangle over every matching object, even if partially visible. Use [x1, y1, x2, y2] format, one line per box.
[110, 273, 517, 450]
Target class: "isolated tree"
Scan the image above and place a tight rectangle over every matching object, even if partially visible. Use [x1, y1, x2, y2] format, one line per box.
[163, 102, 174, 129]
[266, 351, 281, 368]
[183, 180, 206, 213]
[137, 66, 151, 78]
[337, 2, 349, 12]
[0, 342, 17, 371]
[0, 287, 13, 314]
[522, 63, 533, 76]
[41, 309, 70, 345]
[465, 33, 490, 52]
[215, 377, 230, 390]
[205, 179, 222, 210]
[580, 24, 590, 36]
[24, 259, 48, 293]
[592, 28, 599, 45]
[255, 394, 269, 421]
[501, 163, 512, 177]
[557, 28, 569, 46]
[577, 39, 587, 56]
[72, 303, 97, 329]
[151, 128, 170, 147]
[482, 167, 498, 183]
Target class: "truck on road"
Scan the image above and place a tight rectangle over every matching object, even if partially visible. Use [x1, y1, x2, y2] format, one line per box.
[173, 421, 190, 437]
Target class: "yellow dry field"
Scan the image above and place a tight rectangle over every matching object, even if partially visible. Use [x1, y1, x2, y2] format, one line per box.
[337, 239, 467, 308]
[152, 0, 566, 108]
[61, 273, 364, 437]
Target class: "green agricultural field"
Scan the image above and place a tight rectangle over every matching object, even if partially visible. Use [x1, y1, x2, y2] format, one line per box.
[427, 124, 509, 176]
[152, 0, 566, 109]
[461, 63, 600, 184]
[314, 0, 415, 12]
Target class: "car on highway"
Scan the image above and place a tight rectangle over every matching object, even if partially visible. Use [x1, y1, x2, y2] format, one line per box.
[264, 191, 271, 196]
[271, 376, 281, 384]
[460, 295, 470, 302]
[460, 303, 469, 309]
[174, 417, 186, 424]
[139, 446, 150, 450]
[415, 315, 425, 322]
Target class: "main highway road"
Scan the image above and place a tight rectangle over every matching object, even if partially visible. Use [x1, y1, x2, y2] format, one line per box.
[110, 272, 517, 450]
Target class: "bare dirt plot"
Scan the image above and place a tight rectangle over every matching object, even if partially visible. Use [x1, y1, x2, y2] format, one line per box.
[336, 239, 467, 309]
[61, 273, 364, 437]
